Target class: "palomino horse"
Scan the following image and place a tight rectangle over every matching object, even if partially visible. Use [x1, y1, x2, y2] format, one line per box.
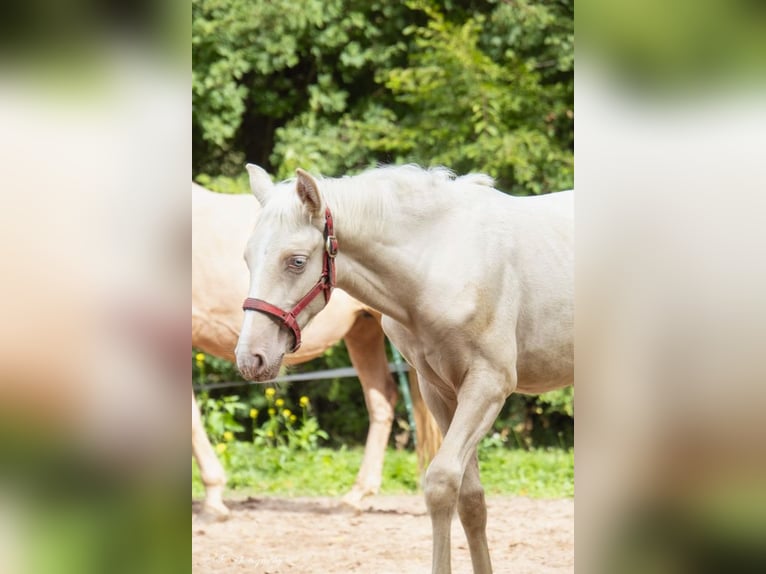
[236, 165, 573, 573]
[192, 183, 439, 520]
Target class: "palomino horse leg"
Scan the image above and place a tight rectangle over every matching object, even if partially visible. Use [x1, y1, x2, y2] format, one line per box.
[417, 378, 457, 573]
[341, 312, 398, 508]
[191, 390, 229, 522]
[421, 370, 508, 574]
[457, 453, 491, 573]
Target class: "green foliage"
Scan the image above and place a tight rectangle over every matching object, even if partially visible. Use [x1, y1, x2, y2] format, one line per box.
[194, 349, 242, 384]
[193, 172, 250, 195]
[491, 387, 574, 450]
[196, 393, 246, 444]
[193, 345, 573, 450]
[192, 0, 412, 176]
[301, 362, 373, 446]
[192, 0, 573, 194]
[371, 0, 573, 194]
[193, 351, 573, 497]
[478, 444, 574, 497]
[578, 0, 765, 89]
[252, 389, 328, 453]
[194, 362, 331, 460]
[538, 387, 574, 417]
[192, 443, 574, 498]
[216, 444, 359, 495]
[193, 346, 375, 448]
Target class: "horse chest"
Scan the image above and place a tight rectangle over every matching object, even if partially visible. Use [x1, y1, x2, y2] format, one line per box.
[381, 316, 470, 392]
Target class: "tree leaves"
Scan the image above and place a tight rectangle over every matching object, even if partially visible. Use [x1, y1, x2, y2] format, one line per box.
[193, 0, 573, 194]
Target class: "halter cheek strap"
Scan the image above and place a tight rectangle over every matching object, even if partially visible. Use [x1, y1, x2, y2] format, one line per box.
[242, 207, 338, 352]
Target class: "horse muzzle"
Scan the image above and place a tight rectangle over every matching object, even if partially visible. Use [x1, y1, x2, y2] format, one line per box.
[235, 348, 283, 382]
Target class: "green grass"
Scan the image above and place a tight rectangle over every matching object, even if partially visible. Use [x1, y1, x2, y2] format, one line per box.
[478, 447, 574, 497]
[193, 444, 573, 499]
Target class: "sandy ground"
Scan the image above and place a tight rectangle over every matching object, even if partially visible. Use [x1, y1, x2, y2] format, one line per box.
[192, 495, 573, 573]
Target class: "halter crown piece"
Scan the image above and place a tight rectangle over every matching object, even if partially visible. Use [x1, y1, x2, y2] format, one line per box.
[242, 207, 338, 352]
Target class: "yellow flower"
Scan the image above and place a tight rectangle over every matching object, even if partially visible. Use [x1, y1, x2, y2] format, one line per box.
[215, 443, 226, 454]
[275, 398, 285, 408]
[195, 352, 205, 362]
[290, 415, 297, 423]
[223, 431, 234, 442]
[266, 430, 274, 438]
[268, 408, 276, 417]
[282, 409, 292, 418]
[249, 408, 258, 419]
[299, 396, 310, 408]
[265, 388, 276, 398]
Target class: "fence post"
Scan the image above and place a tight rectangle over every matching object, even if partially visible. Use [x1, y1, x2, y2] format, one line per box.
[388, 340, 417, 448]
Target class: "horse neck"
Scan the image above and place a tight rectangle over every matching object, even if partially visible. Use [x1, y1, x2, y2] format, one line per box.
[323, 175, 451, 325]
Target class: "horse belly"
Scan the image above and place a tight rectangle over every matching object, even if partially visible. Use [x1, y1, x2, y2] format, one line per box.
[509, 217, 573, 394]
[515, 336, 573, 394]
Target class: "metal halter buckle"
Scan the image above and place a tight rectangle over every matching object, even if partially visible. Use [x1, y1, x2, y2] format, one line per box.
[325, 235, 338, 257]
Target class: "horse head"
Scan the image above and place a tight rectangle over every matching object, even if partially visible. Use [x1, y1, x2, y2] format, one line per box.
[235, 165, 334, 381]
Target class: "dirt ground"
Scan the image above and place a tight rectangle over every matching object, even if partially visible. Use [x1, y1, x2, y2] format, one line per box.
[192, 495, 573, 573]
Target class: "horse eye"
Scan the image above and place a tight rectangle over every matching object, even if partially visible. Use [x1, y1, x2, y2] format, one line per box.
[289, 256, 307, 270]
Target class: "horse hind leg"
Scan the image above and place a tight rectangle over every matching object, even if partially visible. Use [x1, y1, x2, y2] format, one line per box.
[458, 454, 491, 573]
[341, 312, 398, 509]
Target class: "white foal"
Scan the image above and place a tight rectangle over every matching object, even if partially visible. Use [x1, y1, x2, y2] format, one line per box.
[236, 165, 573, 573]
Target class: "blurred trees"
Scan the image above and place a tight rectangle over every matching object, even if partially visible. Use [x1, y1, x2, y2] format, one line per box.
[193, 0, 573, 195]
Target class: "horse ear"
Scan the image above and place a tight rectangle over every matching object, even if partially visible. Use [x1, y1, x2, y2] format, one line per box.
[245, 163, 273, 205]
[295, 168, 323, 217]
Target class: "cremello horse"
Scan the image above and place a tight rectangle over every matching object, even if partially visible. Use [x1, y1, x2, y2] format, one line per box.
[236, 165, 573, 573]
[192, 183, 440, 520]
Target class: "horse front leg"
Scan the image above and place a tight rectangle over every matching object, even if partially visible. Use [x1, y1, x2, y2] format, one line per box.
[192, 390, 229, 522]
[341, 313, 398, 508]
[416, 379, 457, 573]
[422, 368, 509, 574]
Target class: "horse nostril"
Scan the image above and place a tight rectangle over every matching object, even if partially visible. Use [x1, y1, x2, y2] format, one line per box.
[252, 352, 266, 372]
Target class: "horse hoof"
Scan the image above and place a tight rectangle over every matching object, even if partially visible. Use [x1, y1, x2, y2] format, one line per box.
[196, 504, 230, 523]
[341, 489, 373, 513]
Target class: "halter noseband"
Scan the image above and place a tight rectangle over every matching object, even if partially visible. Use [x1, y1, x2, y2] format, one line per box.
[242, 207, 338, 352]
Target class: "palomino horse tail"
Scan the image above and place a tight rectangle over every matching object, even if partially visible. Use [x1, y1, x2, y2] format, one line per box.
[409, 369, 442, 473]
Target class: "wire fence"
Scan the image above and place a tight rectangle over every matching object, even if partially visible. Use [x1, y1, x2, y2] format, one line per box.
[191, 362, 405, 392]
[193, 341, 419, 439]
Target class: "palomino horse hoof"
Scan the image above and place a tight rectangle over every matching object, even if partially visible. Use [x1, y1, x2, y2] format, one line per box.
[196, 504, 231, 524]
[340, 489, 374, 513]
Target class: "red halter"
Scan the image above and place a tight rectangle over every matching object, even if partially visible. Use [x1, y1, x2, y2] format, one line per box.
[242, 207, 338, 352]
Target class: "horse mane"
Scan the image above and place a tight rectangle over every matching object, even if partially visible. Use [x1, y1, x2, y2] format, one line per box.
[455, 172, 495, 188]
[323, 165, 493, 226]
[348, 164, 495, 191]
[271, 164, 496, 232]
